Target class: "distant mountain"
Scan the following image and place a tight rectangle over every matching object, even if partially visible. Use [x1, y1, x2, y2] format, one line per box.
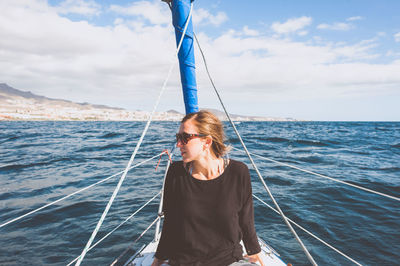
[0, 83, 187, 121]
[0, 83, 123, 110]
[0, 83, 45, 99]
[0, 83, 297, 121]
[201, 108, 297, 121]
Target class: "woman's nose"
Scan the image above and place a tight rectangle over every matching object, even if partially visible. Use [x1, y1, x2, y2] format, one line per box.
[176, 140, 183, 147]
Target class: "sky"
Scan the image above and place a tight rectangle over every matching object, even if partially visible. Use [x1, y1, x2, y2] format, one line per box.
[1, 0, 399, 121]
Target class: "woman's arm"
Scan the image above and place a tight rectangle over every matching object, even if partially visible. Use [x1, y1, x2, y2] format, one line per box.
[238, 163, 262, 256]
[244, 252, 265, 266]
[151, 257, 167, 266]
[153, 164, 177, 262]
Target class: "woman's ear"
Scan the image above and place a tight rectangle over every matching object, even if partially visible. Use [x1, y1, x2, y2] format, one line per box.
[204, 136, 212, 148]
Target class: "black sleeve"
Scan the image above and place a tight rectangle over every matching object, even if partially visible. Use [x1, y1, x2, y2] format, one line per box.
[238, 163, 261, 255]
[154, 163, 178, 260]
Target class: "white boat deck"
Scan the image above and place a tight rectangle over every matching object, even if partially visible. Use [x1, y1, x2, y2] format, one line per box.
[125, 237, 286, 266]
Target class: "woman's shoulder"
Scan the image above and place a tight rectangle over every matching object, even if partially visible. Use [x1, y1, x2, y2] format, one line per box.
[168, 160, 186, 174]
[228, 159, 249, 172]
[170, 160, 184, 168]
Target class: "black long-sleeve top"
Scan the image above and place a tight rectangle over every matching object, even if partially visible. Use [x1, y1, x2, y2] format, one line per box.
[155, 159, 261, 266]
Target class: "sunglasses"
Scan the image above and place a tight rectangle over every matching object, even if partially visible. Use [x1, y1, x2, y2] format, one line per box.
[175, 132, 207, 145]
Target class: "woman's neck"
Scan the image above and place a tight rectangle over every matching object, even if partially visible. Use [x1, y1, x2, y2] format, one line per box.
[190, 156, 223, 180]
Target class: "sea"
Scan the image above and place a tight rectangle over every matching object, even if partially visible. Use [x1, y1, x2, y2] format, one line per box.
[0, 121, 399, 266]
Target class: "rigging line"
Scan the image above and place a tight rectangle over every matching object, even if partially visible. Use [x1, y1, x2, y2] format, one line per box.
[113, 216, 161, 266]
[67, 191, 161, 266]
[193, 32, 318, 266]
[233, 147, 400, 202]
[75, 3, 194, 265]
[0, 152, 164, 229]
[253, 194, 363, 266]
[155, 144, 176, 241]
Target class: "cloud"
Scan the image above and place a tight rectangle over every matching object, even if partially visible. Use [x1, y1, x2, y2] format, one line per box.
[55, 0, 101, 16]
[317, 22, 353, 31]
[109, 2, 228, 27]
[0, 0, 177, 109]
[346, 16, 363, 21]
[0, 0, 399, 120]
[193, 8, 228, 26]
[298, 30, 308, 36]
[271, 16, 312, 35]
[394, 32, 400, 42]
[242, 26, 259, 36]
[109, 1, 171, 25]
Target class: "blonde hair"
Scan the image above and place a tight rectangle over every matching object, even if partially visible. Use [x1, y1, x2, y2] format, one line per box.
[182, 110, 229, 158]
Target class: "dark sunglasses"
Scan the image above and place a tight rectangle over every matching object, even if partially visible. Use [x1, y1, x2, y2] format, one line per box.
[175, 132, 207, 144]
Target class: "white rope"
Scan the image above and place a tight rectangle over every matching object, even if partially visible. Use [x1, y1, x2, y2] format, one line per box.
[121, 216, 161, 266]
[0, 152, 164, 229]
[75, 4, 194, 265]
[194, 33, 318, 265]
[253, 194, 363, 266]
[67, 191, 161, 266]
[233, 147, 400, 202]
[154, 145, 175, 241]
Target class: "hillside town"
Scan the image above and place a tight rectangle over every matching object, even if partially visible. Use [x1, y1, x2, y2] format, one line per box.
[0, 83, 296, 121]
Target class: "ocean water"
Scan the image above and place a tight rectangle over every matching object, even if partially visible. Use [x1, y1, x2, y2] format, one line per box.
[0, 121, 399, 265]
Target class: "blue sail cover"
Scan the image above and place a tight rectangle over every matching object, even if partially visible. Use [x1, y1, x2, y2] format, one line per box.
[172, 0, 198, 114]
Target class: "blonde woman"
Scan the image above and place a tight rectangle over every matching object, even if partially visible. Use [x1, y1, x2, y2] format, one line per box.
[152, 111, 264, 266]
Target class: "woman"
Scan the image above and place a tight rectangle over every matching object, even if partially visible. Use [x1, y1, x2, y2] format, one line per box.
[152, 110, 264, 266]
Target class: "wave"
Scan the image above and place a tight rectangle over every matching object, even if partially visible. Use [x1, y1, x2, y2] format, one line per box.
[0, 133, 44, 144]
[18, 201, 101, 229]
[0, 161, 49, 171]
[336, 147, 369, 155]
[75, 130, 98, 134]
[391, 143, 400, 148]
[101, 132, 124, 139]
[296, 139, 329, 147]
[76, 143, 124, 152]
[265, 176, 295, 186]
[5, 135, 21, 142]
[0, 156, 87, 171]
[265, 137, 289, 143]
[297, 155, 327, 164]
[258, 137, 331, 147]
[15, 142, 54, 148]
[375, 127, 391, 132]
[359, 166, 400, 173]
[53, 201, 101, 214]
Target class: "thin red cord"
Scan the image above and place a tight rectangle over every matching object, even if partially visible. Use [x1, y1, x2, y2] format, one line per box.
[155, 149, 172, 171]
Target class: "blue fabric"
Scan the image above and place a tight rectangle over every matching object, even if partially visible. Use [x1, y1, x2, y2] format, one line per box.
[172, 0, 198, 114]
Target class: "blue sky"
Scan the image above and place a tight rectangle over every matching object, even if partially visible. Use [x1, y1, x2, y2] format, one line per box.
[1, 0, 400, 120]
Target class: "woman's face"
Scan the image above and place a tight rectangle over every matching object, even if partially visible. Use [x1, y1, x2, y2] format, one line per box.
[177, 119, 207, 163]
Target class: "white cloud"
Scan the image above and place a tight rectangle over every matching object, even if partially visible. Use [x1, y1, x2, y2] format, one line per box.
[0, 0, 177, 109]
[108, 2, 227, 27]
[317, 17, 361, 32]
[271, 16, 312, 34]
[193, 8, 228, 26]
[317, 22, 353, 31]
[347, 16, 363, 21]
[298, 30, 308, 36]
[56, 0, 101, 16]
[0, 0, 399, 120]
[394, 32, 400, 42]
[109, 1, 171, 25]
[386, 50, 400, 57]
[242, 26, 259, 36]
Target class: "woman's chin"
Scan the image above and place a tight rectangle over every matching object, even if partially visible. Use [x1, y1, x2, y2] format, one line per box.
[181, 155, 192, 163]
